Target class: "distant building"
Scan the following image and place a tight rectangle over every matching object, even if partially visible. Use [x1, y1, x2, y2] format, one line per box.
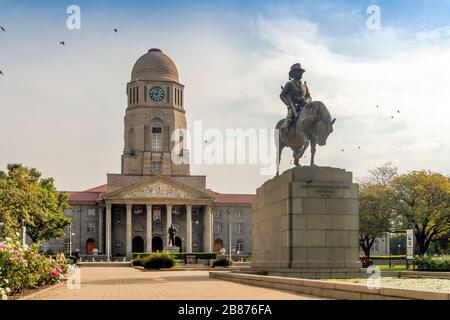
[44, 49, 254, 260]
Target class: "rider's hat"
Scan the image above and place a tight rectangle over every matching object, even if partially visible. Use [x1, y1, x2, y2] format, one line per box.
[289, 63, 305, 78]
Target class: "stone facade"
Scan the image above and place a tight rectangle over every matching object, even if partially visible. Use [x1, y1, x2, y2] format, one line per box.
[251, 166, 361, 279]
[44, 49, 254, 260]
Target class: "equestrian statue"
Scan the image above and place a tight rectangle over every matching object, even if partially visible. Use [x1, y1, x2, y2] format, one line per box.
[276, 63, 336, 175]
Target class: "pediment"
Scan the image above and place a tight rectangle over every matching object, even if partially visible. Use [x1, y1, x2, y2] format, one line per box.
[102, 176, 213, 202]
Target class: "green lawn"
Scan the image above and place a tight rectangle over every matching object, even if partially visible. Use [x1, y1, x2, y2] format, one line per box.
[377, 265, 409, 271]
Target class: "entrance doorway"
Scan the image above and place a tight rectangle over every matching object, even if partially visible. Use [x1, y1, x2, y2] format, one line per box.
[214, 239, 224, 253]
[152, 236, 163, 252]
[86, 238, 96, 254]
[132, 236, 144, 253]
[175, 236, 182, 251]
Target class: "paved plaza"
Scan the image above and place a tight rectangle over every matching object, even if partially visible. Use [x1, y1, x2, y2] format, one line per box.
[28, 267, 325, 300]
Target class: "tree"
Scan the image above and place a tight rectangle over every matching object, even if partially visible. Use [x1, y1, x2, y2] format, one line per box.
[359, 184, 393, 258]
[359, 163, 398, 258]
[0, 164, 71, 242]
[391, 171, 450, 256]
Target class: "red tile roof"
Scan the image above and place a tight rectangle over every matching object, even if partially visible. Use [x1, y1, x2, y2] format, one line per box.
[66, 191, 101, 203]
[65, 184, 106, 204]
[65, 184, 255, 205]
[209, 191, 255, 205]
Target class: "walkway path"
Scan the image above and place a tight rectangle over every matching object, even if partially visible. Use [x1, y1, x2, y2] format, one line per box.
[29, 267, 325, 300]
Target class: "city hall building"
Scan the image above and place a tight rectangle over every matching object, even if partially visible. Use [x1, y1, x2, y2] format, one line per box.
[45, 49, 254, 260]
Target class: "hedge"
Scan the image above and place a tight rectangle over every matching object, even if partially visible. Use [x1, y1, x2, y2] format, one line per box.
[416, 255, 450, 271]
[359, 255, 407, 260]
[213, 257, 232, 267]
[132, 252, 217, 260]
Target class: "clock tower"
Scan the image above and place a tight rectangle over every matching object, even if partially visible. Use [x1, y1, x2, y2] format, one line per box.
[122, 48, 190, 176]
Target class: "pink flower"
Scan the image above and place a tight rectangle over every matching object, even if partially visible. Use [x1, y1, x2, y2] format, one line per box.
[0, 243, 6, 250]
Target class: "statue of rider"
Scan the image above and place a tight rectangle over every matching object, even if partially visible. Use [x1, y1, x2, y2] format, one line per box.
[280, 63, 312, 132]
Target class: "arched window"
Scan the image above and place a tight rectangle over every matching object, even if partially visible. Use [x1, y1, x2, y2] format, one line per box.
[151, 120, 162, 152]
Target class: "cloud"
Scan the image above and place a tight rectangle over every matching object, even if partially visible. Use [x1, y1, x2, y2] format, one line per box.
[201, 16, 450, 187]
[1, 10, 449, 194]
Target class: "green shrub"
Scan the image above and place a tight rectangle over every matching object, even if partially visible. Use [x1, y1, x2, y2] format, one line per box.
[142, 253, 175, 269]
[132, 252, 217, 260]
[359, 255, 407, 260]
[416, 255, 450, 271]
[213, 257, 232, 267]
[132, 258, 143, 267]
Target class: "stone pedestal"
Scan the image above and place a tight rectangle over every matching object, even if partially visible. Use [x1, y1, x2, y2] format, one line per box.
[251, 166, 361, 279]
[164, 246, 180, 253]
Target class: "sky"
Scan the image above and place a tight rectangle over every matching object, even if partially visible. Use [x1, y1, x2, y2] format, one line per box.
[0, 0, 449, 193]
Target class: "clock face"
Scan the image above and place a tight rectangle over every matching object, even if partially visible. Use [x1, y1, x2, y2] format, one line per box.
[149, 86, 164, 102]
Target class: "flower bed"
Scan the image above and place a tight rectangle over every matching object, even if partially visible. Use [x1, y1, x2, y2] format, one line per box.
[0, 237, 71, 300]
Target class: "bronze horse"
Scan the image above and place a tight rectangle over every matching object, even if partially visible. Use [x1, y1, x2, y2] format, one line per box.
[275, 101, 335, 175]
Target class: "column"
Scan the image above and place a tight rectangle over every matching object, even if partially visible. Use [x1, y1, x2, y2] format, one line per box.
[98, 207, 103, 254]
[203, 206, 212, 252]
[106, 203, 112, 261]
[166, 204, 172, 247]
[126, 204, 132, 257]
[186, 205, 192, 252]
[146, 204, 152, 252]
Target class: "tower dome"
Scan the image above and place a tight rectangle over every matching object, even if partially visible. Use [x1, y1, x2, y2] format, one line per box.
[131, 48, 179, 82]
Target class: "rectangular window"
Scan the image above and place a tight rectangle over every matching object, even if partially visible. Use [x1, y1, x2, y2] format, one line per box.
[214, 210, 222, 218]
[214, 222, 222, 233]
[153, 207, 162, 222]
[129, 88, 132, 104]
[87, 222, 96, 233]
[235, 223, 244, 233]
[180, 91, 183, 107]
[167, 86, 170, 102]
[152, 162, 161, 174]
[87, 209, 96, 217]
[144, 86, 147, 102]
[137, 86, 139, 103]
[64, 238, 70, 253]
[235, 210, 243, 218]
[235, 241, 244, 252]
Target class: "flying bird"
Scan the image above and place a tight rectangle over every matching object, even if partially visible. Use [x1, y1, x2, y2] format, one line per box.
[341, 149, 345, 152]
[59, 41, 65, 46]
[0, 70, 4, 76]
[376, 105, 379, 109]
[391, 116, 394, 119]
[397, 110, 400, 113]
[0, 26, 5, 32]
[114, 28, 118, 33]
[358, 146, 361, 149]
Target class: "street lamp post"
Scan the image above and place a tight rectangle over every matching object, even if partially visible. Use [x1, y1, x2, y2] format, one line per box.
[227, 209, 232, 261]
[22, 219, 26, 248]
